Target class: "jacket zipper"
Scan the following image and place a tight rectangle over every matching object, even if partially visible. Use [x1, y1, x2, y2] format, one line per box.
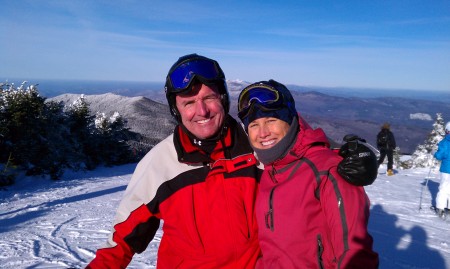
[266, 164, 278, 231]
[265, 186, 276, 231]
[269, 163, 278, 183]
[317, 234, 325, 269]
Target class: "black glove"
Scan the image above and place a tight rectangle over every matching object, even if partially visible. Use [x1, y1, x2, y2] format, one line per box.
[337, 134, 378, 186]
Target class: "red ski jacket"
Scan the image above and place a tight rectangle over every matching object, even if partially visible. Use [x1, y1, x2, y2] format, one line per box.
[256, 115, 379, 269]
[87, 117, 262, 269]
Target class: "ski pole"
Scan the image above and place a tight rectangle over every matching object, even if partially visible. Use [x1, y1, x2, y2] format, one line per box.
[419, 158, 435, 212]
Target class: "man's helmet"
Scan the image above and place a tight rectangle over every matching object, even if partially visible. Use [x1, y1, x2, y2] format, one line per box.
[165, 53, 229, 123]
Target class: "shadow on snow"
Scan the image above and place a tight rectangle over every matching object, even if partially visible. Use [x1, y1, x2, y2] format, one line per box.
[370, 204, 446, 269]
[0, 185, 126, 233]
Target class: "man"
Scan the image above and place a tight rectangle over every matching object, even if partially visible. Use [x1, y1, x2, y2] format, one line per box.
[87, 53, 262, 269]
[376, 122, 396, 176]
[86, 54, 376, 268]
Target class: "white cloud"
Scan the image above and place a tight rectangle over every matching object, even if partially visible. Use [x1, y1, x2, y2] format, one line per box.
[410, 113, 433, 121]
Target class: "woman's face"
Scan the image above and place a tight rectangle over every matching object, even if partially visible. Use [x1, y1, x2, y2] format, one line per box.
[247, 117, 290, 149]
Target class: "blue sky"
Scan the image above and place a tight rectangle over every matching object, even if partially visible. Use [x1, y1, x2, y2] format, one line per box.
[1, 0, 449, 91]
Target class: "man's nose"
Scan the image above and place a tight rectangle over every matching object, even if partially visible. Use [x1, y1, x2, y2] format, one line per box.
[195, 99, 208, 115]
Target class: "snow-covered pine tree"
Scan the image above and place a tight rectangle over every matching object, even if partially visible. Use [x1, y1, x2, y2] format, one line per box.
[94, 111, 135, 165]
[0, 81, 70, 179]
[1, 81, 137, 181]
[0, 82, 47, 167]
[65, 95, 98, 169]
[405, 113, 445, 168]
[426, 112, 446, 151]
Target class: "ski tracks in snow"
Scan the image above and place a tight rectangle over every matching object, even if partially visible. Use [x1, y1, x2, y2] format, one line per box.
[0, 166, 147, 268]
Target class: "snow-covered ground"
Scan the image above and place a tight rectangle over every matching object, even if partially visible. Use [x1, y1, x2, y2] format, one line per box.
[1, 163, 449, 269]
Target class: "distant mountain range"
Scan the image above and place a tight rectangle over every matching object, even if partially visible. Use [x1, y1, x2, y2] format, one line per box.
[48, 80, 450, 154]
[229, 81, 450, 154]
[49, 93, 176, 147]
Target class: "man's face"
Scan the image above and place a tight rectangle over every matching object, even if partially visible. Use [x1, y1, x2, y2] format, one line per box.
[175, 83, 225, 139]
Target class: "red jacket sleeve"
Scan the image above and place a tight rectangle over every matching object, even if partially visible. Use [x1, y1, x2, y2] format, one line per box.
[86, 205, 158, 269]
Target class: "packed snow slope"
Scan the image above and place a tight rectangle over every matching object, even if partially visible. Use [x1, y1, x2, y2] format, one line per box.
[1, 163, 449, 269]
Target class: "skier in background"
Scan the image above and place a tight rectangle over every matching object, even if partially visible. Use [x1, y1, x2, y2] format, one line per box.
[434, 121, 450, 219]
[377, 122, 396, 176]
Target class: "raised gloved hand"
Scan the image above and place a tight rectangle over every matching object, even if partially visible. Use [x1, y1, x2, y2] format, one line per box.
[337, 134, 378, 186]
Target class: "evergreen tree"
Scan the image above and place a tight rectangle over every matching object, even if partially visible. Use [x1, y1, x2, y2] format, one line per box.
[93, 111, 134, 165]
[65, 95, 97, 169]
[0, 82, 70, 178]
[0, 82, 46, 167]
[1, 81, 137, 181]
[39, 101, 72, 179]
[404, 113, 445, 168]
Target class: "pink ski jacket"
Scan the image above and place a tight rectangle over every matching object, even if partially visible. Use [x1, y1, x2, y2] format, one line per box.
[256, 115, 379, 269]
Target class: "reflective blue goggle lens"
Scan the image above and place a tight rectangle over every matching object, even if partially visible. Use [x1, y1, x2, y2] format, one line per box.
[238, 85, 280, 114]
[169, 58, 221, 92]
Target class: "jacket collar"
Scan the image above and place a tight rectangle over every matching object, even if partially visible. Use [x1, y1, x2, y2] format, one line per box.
[271, 114, 330, 167]
[174, 115, 253, 164]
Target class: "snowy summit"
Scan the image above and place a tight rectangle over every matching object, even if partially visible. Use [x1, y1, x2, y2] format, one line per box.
[0, 161, 450, 268]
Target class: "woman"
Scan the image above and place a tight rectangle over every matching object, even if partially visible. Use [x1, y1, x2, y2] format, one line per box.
[434, 121, 450, 219]
[237, 80, 379, 268]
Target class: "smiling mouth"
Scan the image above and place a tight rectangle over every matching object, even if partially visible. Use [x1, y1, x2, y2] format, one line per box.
[261, 139, 276, 147]
[197, 118, 211, 124]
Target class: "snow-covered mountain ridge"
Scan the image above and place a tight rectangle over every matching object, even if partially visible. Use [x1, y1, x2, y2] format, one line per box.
[50, 93, 176, 146]
[50, 80, 450, 154]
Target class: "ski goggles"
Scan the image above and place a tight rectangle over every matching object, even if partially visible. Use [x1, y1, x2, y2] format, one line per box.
[167, 58, 223, 93]
[237, 84, 281, 119]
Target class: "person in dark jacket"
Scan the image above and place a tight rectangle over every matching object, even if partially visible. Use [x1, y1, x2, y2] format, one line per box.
[434, 121, 450, 219]
[376, 122, 396, 176]
[86, 54, 377, 269]
[237, 79, 379, 269]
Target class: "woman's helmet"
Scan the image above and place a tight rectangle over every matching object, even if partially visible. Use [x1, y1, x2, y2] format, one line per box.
[237, 79, 297, 130]
[165, 53, 229, 123]
[445, 121, 450, 133]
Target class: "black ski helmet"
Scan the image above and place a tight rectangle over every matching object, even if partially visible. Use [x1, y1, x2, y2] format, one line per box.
[164, 53, 230, 123]
[237, 79, 297, 130]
